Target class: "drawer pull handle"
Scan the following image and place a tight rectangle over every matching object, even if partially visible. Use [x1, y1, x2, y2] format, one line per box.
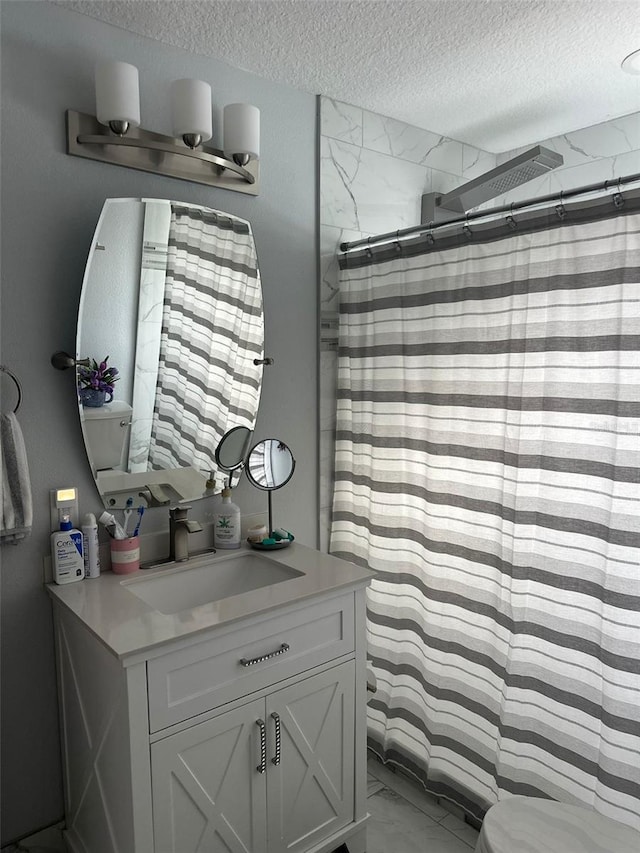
[240, 642, 290, 667]
[256, 719, 267, 774]
[271, 712, 281, 765]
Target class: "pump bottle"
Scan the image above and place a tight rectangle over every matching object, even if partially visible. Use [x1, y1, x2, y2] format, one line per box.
[52, 513, 85, 584]
[214, 481, 241, 549]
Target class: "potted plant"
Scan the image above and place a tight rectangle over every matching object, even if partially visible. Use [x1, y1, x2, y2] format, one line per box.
[77, 356, 119, 407]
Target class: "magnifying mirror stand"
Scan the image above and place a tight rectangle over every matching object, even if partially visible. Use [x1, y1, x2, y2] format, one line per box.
[267, 490, 274, 540]
[215, 431, 296, 549]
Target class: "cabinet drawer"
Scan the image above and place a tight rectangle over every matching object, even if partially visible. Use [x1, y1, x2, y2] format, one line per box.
[147, 593, 354, 731]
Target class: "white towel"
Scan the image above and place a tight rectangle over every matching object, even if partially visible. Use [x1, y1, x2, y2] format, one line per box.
[1, 412, 33, 543]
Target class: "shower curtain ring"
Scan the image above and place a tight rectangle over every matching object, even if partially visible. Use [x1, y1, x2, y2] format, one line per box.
[365, 237, 373, 258]
[426, 221, 435, 244]
[506, 203, 517, 230]
[462, 214, 472, 238]
[394, 230, 402, 253]
[612, 177, 625, 209]
[555, 191, 567, 220]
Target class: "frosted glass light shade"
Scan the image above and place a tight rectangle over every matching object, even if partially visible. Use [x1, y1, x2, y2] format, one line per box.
[224, 103, 260, 161]
[95, 61, 140, 128]
[171, 79, 212, 142]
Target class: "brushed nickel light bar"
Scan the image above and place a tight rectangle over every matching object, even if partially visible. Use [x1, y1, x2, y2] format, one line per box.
[66, 61, 260, 195]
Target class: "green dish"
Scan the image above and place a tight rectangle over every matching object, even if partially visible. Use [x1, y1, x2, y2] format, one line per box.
[249, 533, 294, 550]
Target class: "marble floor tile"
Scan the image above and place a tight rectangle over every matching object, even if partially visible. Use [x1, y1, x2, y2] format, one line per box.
[440, 813, 481, 848]
[366, 787, 474, 853]
[367, 755, 448, 821]
[367, 773, 386, 797]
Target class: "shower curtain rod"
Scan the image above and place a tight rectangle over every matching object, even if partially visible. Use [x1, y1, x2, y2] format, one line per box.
[339, 171, 640, 254]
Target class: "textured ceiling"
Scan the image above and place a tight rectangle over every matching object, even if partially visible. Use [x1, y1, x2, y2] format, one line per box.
[57, 0, 640, 152]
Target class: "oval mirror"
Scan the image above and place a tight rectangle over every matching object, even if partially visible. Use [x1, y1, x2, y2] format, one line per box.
[245, 439, 296, 491]
[76, 198, 264, 508]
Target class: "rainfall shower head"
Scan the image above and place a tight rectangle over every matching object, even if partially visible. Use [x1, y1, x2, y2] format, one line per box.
[421, 145, 563, 223]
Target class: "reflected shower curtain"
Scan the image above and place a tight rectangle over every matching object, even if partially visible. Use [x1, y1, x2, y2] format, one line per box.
[149, 204, 263, 471]
[330, 211, 640, 829]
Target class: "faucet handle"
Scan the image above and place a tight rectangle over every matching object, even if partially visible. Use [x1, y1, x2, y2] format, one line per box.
[169, 505, 192, 521]
[139, 484, 171, 507]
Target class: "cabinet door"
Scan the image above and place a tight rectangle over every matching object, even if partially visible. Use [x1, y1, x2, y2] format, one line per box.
[267, 662, 355, 853]
[151, 698, 267, 853]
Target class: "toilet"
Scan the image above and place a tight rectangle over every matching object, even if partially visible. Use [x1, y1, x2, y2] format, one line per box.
[82, 400, 133, 471]
[475, 796, 640, 853]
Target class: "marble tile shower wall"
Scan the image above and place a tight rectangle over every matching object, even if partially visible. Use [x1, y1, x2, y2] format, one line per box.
[318, 96, 495, 550]
[318, 98, 639, 552]
[481, 111, 640, 209]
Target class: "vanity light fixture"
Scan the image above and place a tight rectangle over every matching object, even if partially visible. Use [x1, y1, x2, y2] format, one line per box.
[66, 61, 260, 195]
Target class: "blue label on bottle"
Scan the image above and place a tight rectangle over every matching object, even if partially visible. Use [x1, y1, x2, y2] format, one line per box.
[70, 531, 83, 557]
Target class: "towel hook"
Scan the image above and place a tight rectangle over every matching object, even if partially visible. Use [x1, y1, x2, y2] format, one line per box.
[0, 365, 22, 413]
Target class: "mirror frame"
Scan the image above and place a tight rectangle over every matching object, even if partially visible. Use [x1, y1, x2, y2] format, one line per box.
[245, 439, 296, 492]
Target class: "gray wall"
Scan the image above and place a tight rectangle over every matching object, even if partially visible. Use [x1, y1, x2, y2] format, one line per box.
[0, 2, 317, 843]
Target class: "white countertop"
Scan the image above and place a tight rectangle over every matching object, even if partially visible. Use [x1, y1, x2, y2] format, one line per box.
[46, 543, 374, 662]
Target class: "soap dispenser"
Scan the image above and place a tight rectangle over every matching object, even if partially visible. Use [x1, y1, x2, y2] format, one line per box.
[213, 480, 241, 549]
[203, 470, 217, 498]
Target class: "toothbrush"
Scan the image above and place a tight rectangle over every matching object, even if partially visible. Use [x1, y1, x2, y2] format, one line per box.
[132, 506, 145, 537]
[123, 497, 134, 536]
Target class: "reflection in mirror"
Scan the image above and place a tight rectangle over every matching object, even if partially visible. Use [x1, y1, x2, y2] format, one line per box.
[246, 440, 296, 490]
[76, 198, 264, 508]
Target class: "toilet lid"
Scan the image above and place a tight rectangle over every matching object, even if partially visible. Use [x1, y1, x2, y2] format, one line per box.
[477, 797, 640, 853]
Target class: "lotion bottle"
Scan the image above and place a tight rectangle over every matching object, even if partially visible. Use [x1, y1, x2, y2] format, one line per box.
[214, 481, 241, 549]
[52, 513, 85, 584]
[82, 513, 101, 578]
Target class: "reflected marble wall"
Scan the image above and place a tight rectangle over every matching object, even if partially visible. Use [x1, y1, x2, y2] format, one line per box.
[319, 98, 639, 553]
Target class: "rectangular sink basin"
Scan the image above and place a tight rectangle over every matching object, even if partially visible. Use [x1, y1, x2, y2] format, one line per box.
[123, 552, 304, 614]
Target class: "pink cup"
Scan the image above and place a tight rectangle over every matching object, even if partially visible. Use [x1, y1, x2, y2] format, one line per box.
[110, 536, 140, 574]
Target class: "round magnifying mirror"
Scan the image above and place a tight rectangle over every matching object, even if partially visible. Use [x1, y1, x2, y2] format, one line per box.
[246, 439, 296, 491]
[215, 426, 253, 472]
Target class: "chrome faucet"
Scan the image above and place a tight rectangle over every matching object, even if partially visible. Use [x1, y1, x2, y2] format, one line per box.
[169, 506, 203, 562]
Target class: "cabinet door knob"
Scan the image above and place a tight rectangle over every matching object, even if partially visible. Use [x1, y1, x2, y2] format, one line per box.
[270, 712, 281, 766]
[256, 719, 267, 774]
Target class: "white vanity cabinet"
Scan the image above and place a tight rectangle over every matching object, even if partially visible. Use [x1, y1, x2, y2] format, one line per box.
[151, 662, 355, 853]
[49, 549, 371, 853]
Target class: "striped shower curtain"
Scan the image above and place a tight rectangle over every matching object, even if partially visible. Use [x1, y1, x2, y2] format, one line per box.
[149, 204, 263, 471]
[330, 210, 640, 829]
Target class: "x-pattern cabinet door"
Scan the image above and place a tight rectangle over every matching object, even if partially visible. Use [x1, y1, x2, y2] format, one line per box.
[151, 696, 268, 853]
[151, 662, 355, 853]
[267, 662, 355, 853]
